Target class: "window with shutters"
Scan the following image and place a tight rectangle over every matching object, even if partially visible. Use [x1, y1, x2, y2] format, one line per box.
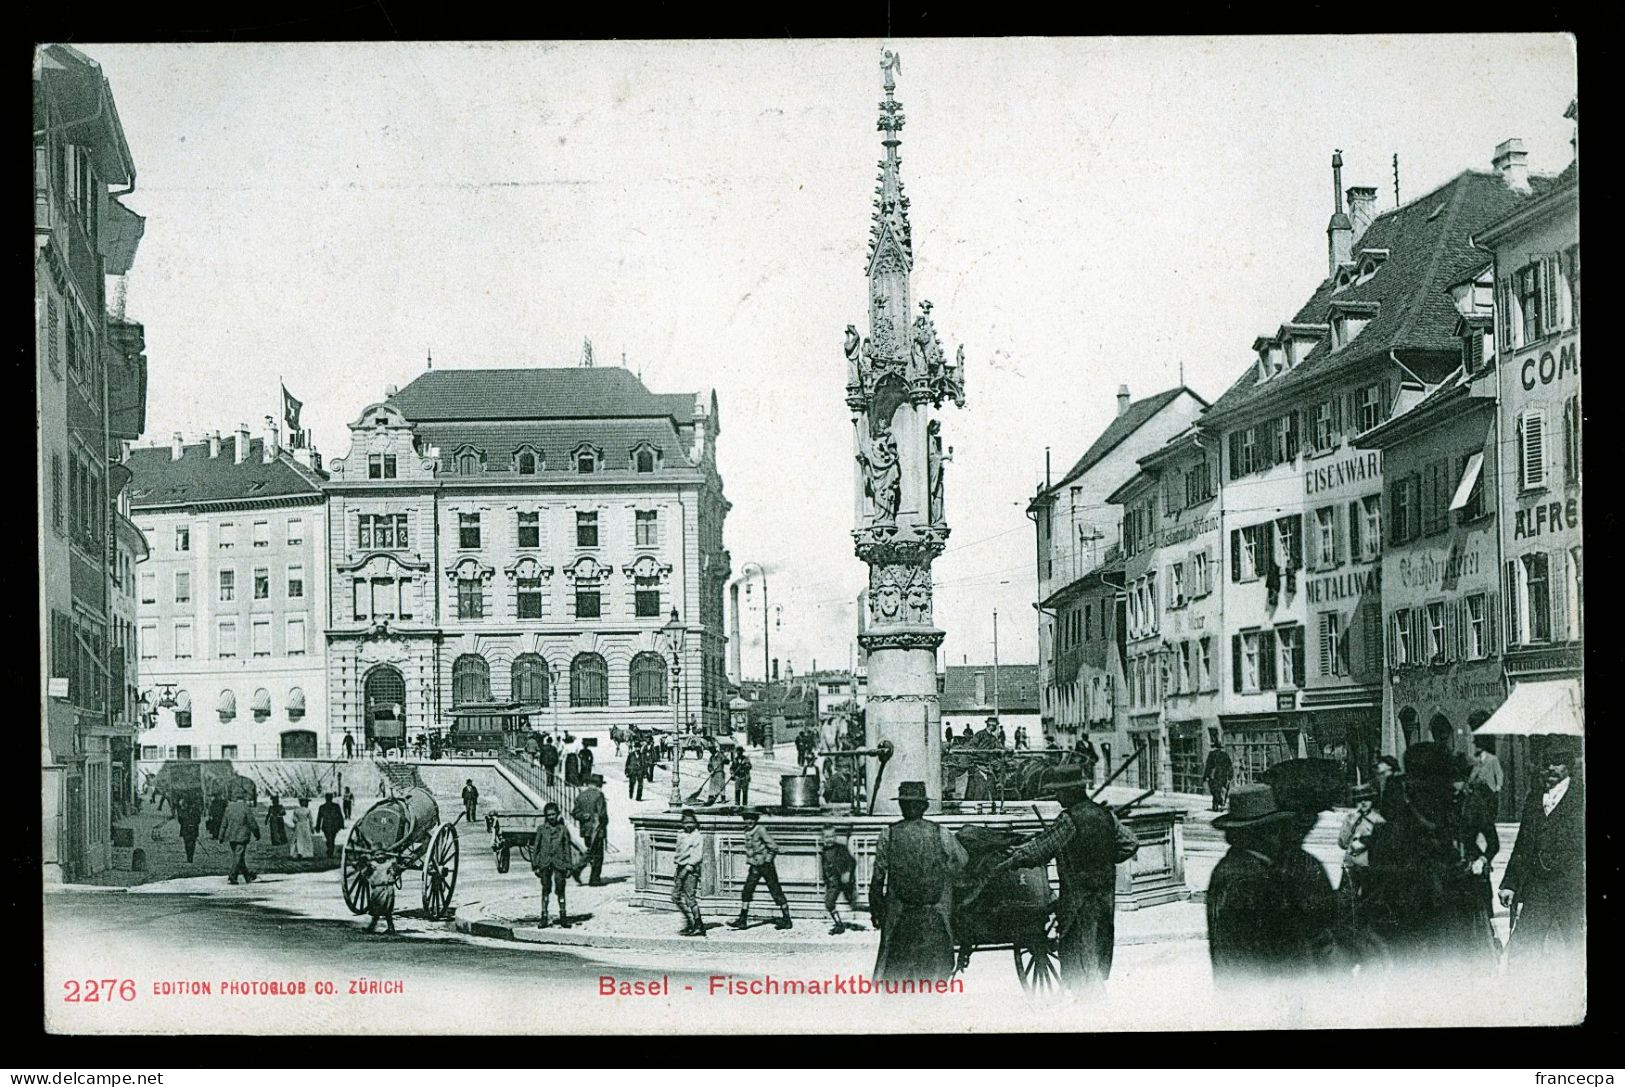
[1354, 497, 1383, 562]
[1193, 550, 1212, 596]
[218, 620, 237, 659]
[1565, 244, 1580, 328]
[1517, 409, 1547, 490]
[1392, 608, 1413, 666]
[1312, 399, 1339, 452]
[174, 622, 193, 660]
[1276, 625, 1303, 688]
[1199, 637, 1214, 689]
[1240, 428, 1257, 475]
[1357, 383, 1387, 432]
[1521, 552, 1550, 643]
[1465, 594, 1488, 660]
[517, 511, 540, 549]
[1319, 611, 1348, 677]
[1563, 396, 1581, 486]
[1314, 507, 1337, 569]
[1169, 562, 1185, 608]
[1273, 516, 1302, 571]
[1516, 264, 1542, 346]
[51, 454, 64, 535]
[1426, 601, 1446, 664]
[1570, 546, 1583, 639]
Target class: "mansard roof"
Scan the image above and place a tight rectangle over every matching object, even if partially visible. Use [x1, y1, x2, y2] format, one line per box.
[387, 366, 698, 424]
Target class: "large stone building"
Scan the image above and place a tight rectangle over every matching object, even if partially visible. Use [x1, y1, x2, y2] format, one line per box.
[1028, 384, 1207, 762]
[940, 663, 1040, 737]
[1472, 117, 1581, 794]
[323, 366, 730, 747]
[128, 425, 329, 761]
[36, 44, 149, 880]
[1199, 151, 1546, 789]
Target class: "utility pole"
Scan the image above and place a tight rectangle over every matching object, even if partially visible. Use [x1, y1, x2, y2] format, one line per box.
[992, 608, 1001, 725]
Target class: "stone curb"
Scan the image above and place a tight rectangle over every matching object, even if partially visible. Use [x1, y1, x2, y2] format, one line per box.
[451, 908, 1207, 954]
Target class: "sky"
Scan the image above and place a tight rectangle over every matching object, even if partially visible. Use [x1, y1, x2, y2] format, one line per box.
[90, 36, 1576, 679]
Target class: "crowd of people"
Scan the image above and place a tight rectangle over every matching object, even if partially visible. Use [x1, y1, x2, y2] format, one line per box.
[1205, 735, 1584, 985]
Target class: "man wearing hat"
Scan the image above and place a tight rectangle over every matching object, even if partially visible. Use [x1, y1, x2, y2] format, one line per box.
[1500, 736, 1585, 968]
[1205, 783, 1299, 983]
[1202, 731, 1233, 812]
[1363, 742, 1468, 959]
[571, 773, 609, 886]
[869, 782, 969, 981]
[1337, 781, 1384, 922]
[728, 808, 793, 931]
[993, 753, 1139, 993]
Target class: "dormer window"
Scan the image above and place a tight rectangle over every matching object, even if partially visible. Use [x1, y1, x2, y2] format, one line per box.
[631, 443, 659, 473]
[453, 446, 483, 475]
[368, 453, 397, 479]
[572, 443, 602, 475]
[1328, 302, 1378, 350]
[514, 447, 540, 475]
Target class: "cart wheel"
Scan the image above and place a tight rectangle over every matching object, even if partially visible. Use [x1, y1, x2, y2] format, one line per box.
[340, 838, 371, 916]
[518, 844, 532, 865]
[496, 846, 510, 874]
[422, 822, 460, 920]
[1013, 913, 1061, 999]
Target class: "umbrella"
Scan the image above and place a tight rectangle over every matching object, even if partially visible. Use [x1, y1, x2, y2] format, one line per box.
[1472, 679, 1584, 737]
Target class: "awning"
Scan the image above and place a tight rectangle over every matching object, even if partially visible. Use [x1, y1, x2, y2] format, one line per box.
[251, 689, 272, 716]
[1449, 452, 1484, 511]
[287, 687, 306, 715]
[1473, 679, 1583, 737]
[217, 689, 236, 719]
[174, 690, 191, 712]
[100, 198, 145, 275]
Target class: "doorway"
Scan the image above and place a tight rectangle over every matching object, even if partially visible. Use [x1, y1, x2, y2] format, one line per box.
[365, 665, 407, 748]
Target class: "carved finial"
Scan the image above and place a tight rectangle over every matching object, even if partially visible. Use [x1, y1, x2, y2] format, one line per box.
[881, 49, 901, 92]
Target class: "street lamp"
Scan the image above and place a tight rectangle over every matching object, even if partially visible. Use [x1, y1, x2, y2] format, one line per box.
[663, 608, 687, 807]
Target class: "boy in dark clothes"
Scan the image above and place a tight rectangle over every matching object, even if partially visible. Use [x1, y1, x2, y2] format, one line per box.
[821, 825, 860, 934]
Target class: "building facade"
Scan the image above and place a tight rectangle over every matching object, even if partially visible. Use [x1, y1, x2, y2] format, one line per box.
[940, 663, 1040, 736]
[1029, 384, 1207, 760]
[1475, 125, 1581, 792]
[128, 425, 330, 762]
[37, 44, 149, 880]
[1199, 152, 1546, 790]
[1109, 428, 1223, 795]
[323, 367, 730, 747]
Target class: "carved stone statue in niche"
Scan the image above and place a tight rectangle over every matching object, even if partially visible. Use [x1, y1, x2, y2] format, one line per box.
[844, 324, 862, 391]
[927, 419, 951, 526]
[903, 569, 932, 624]
[857, 424, 902, 526]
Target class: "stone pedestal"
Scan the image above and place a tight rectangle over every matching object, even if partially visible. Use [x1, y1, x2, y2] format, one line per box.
[860, 629, 944, 814]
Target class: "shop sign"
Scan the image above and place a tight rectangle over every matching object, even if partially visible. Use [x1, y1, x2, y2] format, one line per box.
[1513, 496, 1580, 541]
[1305, 451, 1381, 497]
[1307, 567, 1377, 604]
[1397, 549, 1482, 591]
[1161, 516, 1217, 548]
[1518, 337, 1579, 390]
[1390, 661, 1505, 709]
[1275, 691, 1296, 712]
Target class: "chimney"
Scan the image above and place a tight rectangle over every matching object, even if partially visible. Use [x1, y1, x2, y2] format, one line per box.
[772, 658, 780, 683]
[208, 431, 222, 458]
[170, 432, 184, 461]
[263, 417, 280, 463]
[1493, 139, 1530, 193]
[1327, 151, 1353, 277]
[1116, 385, 1131, 417]
[728, 582, 743, 684]
[234, 423, 249, 465]
[1346, 186, 1378, 246]
[384, 384, 398, 397]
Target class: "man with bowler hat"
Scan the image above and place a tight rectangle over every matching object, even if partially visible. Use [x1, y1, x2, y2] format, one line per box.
[1203, 731, 1234, 811]
[993, 753, 1139, 993]
[1500, 735, 1585, 968]
[869, 781, 968, 981]
[1205, 783, 1299, 984]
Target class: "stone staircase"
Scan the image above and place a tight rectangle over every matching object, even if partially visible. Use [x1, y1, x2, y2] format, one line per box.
[378, 761, 425, 794]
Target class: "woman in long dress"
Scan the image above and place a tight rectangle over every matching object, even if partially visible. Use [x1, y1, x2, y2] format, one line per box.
[289, 798, 316, 859]
[266, 795, 288, 847]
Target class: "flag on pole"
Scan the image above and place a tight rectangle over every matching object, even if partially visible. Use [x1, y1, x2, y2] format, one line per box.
[282, 383, 304, 433]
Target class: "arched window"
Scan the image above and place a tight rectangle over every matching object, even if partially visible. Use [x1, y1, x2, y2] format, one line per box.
[287, 687, 307, 721]
[570, 652, 608, 707]
[251, 688, 272, 722]
[512, 653, 551, 706]
[577, 452, 596, 474]
[630, 651, 669, 706]
[515, 448, 539, 475]
[217, 689, 237, 722]
[174, 690, 192, 730]
[452, 654, 491, 706]
[455, 447, 483, 475]
[1428, 713, 1454, 746]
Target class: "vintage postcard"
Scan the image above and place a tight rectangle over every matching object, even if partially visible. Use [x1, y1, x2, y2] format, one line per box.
[37, 36, 1582, 1035]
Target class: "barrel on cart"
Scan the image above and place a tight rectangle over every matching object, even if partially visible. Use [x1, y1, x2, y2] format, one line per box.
[950, 824, 1061, 996]
[340, 786, 461, 920]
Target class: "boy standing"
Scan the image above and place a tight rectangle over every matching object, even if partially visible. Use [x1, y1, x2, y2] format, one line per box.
[821, 825, 859, 934]
[728, 809, 792, 931]
[673, 808, 707, 937]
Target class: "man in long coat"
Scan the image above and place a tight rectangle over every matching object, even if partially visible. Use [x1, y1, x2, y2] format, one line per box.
[1203, 734, 1234, 812]
[1500, 736, 1585, 969]
[1205, 784, 1300, 984]
[540, 736, 560, 786]
[994, 760, 1139, 992]
[868, 781, 968, 982]
[571, 774, 609, 885]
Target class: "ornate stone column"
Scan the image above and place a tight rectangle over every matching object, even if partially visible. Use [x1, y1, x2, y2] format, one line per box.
[847, 51, 967, 815]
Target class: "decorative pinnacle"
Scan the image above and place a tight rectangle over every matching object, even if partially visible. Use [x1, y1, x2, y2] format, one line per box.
[868, 49, 913, 264]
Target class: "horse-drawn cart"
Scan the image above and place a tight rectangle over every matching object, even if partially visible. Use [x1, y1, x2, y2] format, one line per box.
[340, 787, 461, 920]
[487, 810, 545, 874]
